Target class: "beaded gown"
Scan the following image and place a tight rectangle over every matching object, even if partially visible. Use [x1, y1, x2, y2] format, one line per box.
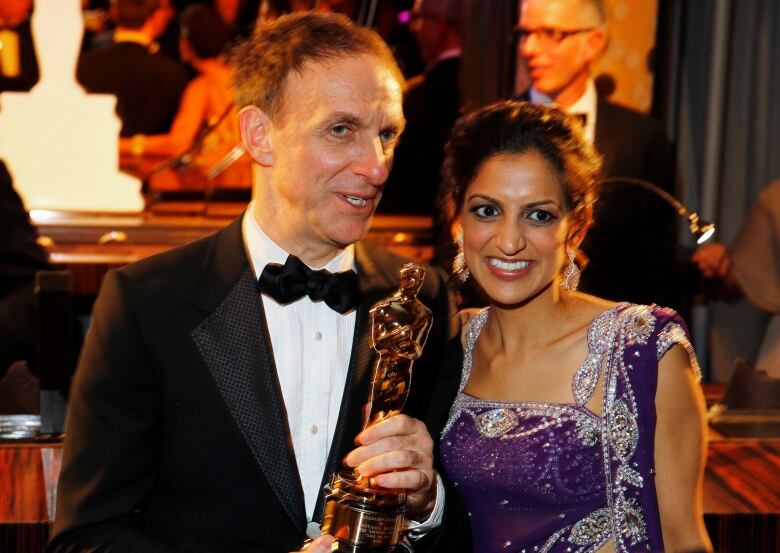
[440, 303, 700, 553]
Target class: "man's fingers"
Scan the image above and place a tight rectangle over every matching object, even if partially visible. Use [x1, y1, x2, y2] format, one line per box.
[352, 447, 431, 477]
[371, 466, 434, 491]
[346, 431, 433, 469]
[296, 534, 335, 553]
[355, 414, 420, 445]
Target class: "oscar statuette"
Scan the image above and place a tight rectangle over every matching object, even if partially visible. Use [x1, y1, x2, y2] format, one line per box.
[321, 263, 433, 552]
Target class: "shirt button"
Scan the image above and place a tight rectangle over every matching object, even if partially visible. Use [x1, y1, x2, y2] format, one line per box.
[315, 331, 322, 341]
[310, 425, 319, 435]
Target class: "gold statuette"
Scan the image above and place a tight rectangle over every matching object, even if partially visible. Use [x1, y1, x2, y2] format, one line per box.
[321, 263, 432, 552]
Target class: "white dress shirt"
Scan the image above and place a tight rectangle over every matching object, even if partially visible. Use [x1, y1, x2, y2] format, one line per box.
[243, 206, 355, 520]
[242, 205, 444, 534]
[530, 78, 598, 143]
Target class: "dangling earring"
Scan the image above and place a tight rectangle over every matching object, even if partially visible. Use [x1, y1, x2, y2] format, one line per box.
[561, 245, 580, 292]
[453, 230, 469, 283]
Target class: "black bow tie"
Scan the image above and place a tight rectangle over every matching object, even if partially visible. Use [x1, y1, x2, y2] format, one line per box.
[257, 254, 361, 314]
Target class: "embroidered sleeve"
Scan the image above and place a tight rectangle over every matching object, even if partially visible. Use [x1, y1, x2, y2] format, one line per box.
[656, 321, 702, 382]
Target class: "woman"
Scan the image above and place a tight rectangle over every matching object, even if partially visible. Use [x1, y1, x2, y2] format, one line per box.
[438, 101, 711, 553]
[120, 5, 238, 163]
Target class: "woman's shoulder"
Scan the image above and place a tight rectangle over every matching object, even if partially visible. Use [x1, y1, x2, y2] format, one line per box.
[571, 296, 692, 352]
[458, 306, 490, 347]
[613, 301, 688, 332]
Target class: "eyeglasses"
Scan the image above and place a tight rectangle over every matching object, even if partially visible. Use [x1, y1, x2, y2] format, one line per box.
[515, 26, 595, 49]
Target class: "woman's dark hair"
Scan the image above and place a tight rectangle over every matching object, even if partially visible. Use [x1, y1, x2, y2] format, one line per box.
[180, 5, 232, 60]
[442, 100, 602, 248]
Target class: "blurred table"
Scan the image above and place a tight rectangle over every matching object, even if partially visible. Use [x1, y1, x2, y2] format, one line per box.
[702, 382, 779, 552]
[0, 443, 61, 553]
[33, 209, 433, 297]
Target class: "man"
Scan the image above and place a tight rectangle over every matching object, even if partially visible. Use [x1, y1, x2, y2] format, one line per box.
[379, 0, 462, 215]
[76, 0, 188, 137]
[0, 159, 50, 379]
[1, 0, 45, 376]
[517, 0, 680, 309]
[49, 12, 466, 553]
[0, 0, 39, 92]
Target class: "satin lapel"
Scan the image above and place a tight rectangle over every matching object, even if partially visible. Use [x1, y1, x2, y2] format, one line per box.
[190, 231, 306, 532]
[312, 243, 399, 520]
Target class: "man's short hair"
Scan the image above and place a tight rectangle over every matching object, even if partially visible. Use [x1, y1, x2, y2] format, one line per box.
[231, 12, 404, 122]
[114, 0, 159, 29]
[581, 0, 607, 25]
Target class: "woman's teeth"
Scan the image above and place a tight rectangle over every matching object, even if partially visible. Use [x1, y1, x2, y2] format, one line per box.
[345, 195, 368, 207]
[489, 258, 531, 271]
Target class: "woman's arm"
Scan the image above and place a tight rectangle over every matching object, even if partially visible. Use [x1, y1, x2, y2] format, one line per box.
[119, 79, 209, 157]
[654, 344, 712, 552]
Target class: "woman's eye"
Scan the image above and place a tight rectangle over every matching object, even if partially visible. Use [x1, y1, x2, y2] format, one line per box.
[471, 205, 500, 218]
[528, 209, 557, 224]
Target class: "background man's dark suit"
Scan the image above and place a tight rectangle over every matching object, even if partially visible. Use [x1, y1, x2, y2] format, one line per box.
[76, 41, 188, 137]
[380, 56, 461, 215]
[0, 19, 39, 92]
[0, 11, 47, 376]
[0, 160, 50, 376]
[48, 217, 465, 553]
[580, 97, 681, 309]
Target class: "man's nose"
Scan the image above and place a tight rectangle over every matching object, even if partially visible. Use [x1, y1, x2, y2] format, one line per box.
[353, 137, 390, 187]
[518, 32, 541, 58]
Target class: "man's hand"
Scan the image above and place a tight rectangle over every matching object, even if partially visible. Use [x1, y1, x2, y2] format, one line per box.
[291, 534, 334, 553]
[344, 414, 437, 519]
[692, 243, 730, 279]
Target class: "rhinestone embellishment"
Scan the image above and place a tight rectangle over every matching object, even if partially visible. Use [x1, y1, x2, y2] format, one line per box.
[618, 497, 648, 545]
[475, 408, 519, 438]
[608, 400, 638, 462]
[568, 508, 611, 545]
[625, 306, 656, 345]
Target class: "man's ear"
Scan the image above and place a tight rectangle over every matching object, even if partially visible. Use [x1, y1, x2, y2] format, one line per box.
[584, 27, 607, 63]
[239, 105, 274, 166]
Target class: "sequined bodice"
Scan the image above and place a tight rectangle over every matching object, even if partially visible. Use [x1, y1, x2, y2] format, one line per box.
[440, 304, 702, 553]
[440, 308, 612, 552]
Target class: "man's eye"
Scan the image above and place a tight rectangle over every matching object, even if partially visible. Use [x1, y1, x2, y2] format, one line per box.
[331, 125, 350, 137]
[471, 205, 500, 218]
[379, 129, 397, 142]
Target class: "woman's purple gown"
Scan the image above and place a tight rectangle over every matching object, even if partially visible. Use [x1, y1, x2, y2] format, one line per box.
[440, 304, 700, 553]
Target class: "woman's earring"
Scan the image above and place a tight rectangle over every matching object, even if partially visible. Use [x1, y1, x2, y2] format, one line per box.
[561, 246, 580, 292]
[453, 230, 469, 283]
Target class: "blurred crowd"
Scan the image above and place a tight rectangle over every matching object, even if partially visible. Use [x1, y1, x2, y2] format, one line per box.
[2, 0, 777, 384]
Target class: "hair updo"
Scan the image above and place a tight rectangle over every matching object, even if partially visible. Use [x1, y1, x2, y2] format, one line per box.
[442, 100, 602, 250]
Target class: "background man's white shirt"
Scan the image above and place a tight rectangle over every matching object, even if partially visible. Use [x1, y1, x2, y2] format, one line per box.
[530, 78, 597, 142]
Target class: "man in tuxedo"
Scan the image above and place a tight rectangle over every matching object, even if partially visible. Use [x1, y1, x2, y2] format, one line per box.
[49, 13, 466, 553]
[379, 0, 463, 215]
[76, 0, 188, 137]
[517, 0, 680, 309]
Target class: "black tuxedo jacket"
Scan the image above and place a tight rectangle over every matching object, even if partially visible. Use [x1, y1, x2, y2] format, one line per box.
[582, 97, 681, 309]
[48, 217, 467, 553]
[379, 56, 461, 215]
[76, 41, 189, 137]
